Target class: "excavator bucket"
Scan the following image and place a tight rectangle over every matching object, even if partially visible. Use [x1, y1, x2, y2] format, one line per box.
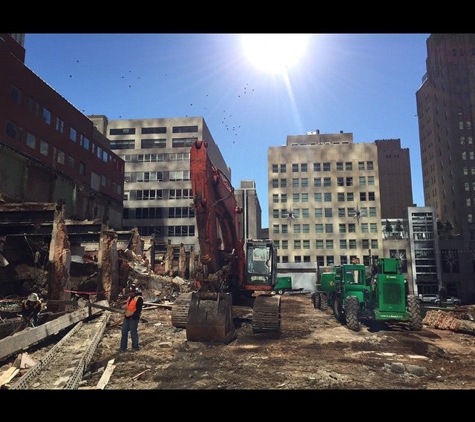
[186, 292, 236, 344]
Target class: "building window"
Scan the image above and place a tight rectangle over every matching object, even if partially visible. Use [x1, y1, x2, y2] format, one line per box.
[294, 224, 301, 234]
[26, 132, 36, 149]
[273, 194, 279, 203]
[55, 117, 65, 134]
[40, 140, 48, 156]
[142, 126, 166, 134]
[325, 224, 333, 233]
[323, 177, 331, 187]
[272, 164, 278, 173]
[358, 161, 365, 170]
[324, 208, 332, 218]
[272, 179, 279, 188]
[282, 240, 288, 249]
[273, 209, 279, 218]
[340, 240, 347, 249]
[336, 162, 343, 171]
[324, 193, 332, 202]
[313, 163, 321, 171]
[292, 164, 299, 172]
[56, 149, 65, 165]
[315, 208, 323, 218]
[314, 178, 322, 187]
[280, 179, 287, 188]
[110, 128, 136, 135]
[371, 240, 378, 249]
[11, 85, 21, 105]
[316, 240, 324, 249]
[337, 177, 344, 186]
[172, 137, 196, 147]
[294, 240, 301, 249]
[339, 224, 346, 233]
[142, 139, 166, 148]
[345, 162, 352, 171]
[367, 161, 374, 170]
[325, 240, 334, 249]
[282, 224, 288, 234]
[42, 107, 51, 125]
[315, 224, 323, 233]
[301, 163, 307, 172]
[349, 240, 357, 249]
[172, 125, 198, 133]
[301, 178, 308, 188]
[323, 162, 331, 171]
[280, 164, 286, 172]
[281, 194, 287, 203]
[292, 178, 299, 188]
[338, 208, 345, 217]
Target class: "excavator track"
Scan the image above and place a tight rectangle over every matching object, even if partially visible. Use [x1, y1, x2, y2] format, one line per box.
[171, 292, 193, 329]
[251, 295, 281, 333]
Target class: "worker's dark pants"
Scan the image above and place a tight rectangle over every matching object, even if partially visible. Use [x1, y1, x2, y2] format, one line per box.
[23, 314, 39, 327]
[120, 317, 139, 351]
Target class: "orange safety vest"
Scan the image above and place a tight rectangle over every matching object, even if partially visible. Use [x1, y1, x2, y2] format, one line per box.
[124, 296, 139, 317]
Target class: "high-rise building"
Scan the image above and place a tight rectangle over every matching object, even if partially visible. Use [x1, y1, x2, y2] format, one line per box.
[95, 115, 232, 252]
[416, 34, 475, 301]
[268, 130, 413, 270]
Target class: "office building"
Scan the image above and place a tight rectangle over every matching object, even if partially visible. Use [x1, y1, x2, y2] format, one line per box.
[416, 34, 475, 301]
[96, 115, 232, 252]
[0, 33, 124, 228]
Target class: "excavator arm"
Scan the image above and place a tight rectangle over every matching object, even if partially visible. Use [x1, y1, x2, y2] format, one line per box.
[172, 140, 280, 344]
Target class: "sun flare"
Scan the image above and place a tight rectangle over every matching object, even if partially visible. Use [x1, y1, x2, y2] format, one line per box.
[241, 34, 309, 75]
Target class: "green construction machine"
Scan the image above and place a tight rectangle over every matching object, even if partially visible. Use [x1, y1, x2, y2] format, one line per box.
[312, 257, 422, 331]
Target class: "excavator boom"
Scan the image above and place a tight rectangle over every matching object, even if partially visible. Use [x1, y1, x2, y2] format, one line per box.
[172, 140, 280, 343]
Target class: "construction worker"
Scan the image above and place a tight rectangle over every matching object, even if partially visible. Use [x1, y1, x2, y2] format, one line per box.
[21, 293, 42, 327]
[120, 284, 143, 352]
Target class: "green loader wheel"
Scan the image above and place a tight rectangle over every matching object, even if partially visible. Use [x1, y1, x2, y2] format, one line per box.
[407, 294, 423, 330]
[345, 296, 360, 331]
[312, 293, 320, 309]
[320, 293, 329, 311]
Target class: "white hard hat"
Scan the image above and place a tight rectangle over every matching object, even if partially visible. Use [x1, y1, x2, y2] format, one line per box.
[28, 293, 39, 302]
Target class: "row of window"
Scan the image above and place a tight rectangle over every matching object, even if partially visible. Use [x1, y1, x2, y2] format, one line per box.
[272, 192, 376, 204]
[277, 254, 376, 266]
[273, 206, 377, 219]
[271, 161, 374, 173]
[119, 152, 190, 163]
[124, 188, 192, 201]
[273, 239, 379, 250]
[273, 223, 379, 234]
[123, 207, 195, 219]
[272, 176, 375, 188]
[110, 125, 198, 136]
[110, 137, 197, 150]
[123, 170, 190, 183]
[123, 225, 195, 237]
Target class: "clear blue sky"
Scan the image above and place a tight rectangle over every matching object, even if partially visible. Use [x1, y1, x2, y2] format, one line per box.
[24, 33, 430, 228]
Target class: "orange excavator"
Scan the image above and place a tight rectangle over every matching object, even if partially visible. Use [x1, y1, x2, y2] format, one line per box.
[171, 139, 281, 343]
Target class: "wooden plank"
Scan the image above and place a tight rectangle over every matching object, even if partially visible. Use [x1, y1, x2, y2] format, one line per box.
[96, 359, 116, 390]
[0, 300, 109, 361]
[0, 367, 19, 386]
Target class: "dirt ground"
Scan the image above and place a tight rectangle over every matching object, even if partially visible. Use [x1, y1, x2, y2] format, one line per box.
[78, 292, 475, 390]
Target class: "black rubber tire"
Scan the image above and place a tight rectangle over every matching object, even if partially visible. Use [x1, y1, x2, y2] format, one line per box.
[311, 293, 319, 309]
[407, 294, 423, 330]
[320, 293, 329, 311]
[314, 292, 321, 309]
[332, 296, 344, 323]
[345, 296, 360, 331]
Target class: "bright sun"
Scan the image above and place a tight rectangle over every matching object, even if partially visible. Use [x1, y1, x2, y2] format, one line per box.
[241, 34, 309, 75]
